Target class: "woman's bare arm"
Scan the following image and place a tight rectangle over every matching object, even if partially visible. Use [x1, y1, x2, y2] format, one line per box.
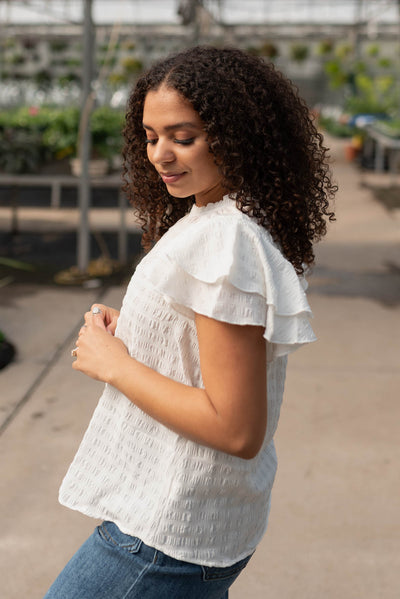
[73, 311, 267, 459]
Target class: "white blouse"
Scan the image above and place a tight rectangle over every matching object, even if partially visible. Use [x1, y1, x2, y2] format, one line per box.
[59, 195, 316, 567]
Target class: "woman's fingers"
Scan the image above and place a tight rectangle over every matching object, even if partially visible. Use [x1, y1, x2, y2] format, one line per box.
[91, 306, 107, 330]
[72, 305, 108, 360]
[83, 306, 107, 330]
[90, 304, 114, 331]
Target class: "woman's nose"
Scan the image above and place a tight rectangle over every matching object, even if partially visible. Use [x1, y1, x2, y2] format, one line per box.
[152, 139, 175, 164]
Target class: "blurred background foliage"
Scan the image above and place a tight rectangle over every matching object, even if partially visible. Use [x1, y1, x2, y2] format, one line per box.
[0, 0, 399, 173]
[0, 106, 124, 173]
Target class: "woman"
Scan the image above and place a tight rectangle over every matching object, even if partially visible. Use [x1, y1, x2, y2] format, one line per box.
[45, 46, 335, 598]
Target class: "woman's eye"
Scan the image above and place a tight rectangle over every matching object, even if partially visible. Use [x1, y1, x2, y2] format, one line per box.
[145, 137, 194, 146]
[175, 138, 194, 145]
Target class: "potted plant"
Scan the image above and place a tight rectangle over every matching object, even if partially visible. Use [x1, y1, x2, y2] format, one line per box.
[290, 44, 309, 63]
[0, 127, 43, 173]
[0, 106, 125, 176]
[0, 106, 49, 173]
[259, 42, 279, 60]
[316, 39, 334, 57]
[70, 106, 125, 177]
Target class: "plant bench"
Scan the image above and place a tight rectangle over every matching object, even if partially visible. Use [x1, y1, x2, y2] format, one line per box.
[0, 173, 135, 264]
[364, 126, 400, 173]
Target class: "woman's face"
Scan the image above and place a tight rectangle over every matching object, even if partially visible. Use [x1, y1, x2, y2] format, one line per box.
[142, 85, 224, 207]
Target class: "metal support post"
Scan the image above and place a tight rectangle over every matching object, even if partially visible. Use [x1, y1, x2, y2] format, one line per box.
[77, 0, 94, 273]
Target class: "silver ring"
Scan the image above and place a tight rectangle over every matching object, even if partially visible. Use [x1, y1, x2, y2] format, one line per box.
[92, 306, 102, 315]
[71, 347, 78, 357]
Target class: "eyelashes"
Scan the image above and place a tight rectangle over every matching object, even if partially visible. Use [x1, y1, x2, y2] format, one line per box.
[145, 138, 195, 146]
[175, 138, 195, 146]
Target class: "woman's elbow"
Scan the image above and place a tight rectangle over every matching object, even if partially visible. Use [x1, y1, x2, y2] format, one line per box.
[228, 431, 265, 460]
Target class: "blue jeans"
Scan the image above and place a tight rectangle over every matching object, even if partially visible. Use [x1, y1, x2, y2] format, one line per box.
[44, 521, 252, 598]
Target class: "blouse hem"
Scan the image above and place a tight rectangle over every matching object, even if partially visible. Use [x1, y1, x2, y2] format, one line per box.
[58, 497, 260, 568]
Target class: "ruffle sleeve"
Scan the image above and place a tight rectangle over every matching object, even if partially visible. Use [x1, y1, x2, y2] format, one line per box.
[137, 210, 316, 361]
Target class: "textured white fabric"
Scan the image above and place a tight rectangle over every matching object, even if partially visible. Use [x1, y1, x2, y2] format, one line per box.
[59, 195, 316, 567]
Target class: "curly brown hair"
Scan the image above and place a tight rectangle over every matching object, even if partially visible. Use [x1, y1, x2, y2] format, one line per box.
[122, 46, 336, 274]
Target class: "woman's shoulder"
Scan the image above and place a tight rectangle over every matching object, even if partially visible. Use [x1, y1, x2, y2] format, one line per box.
[148, 196, 297, 287]
[180, 195, 275, 246]
[135, 194, 315, 359]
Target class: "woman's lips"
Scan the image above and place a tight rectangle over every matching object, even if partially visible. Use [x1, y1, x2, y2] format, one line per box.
[160, 172, 185, 184]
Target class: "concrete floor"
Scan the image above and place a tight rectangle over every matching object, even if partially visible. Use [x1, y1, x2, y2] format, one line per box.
[0, 137, 399, 598]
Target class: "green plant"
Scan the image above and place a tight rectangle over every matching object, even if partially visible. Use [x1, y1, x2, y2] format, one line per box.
[41, 107, 81, 159]
[57, 73, 81, 87]
[345, 74, 396, 115]
[102, 42, 120, 52]
[49, 39, 69, 53]
[120, 56, 143, 75]
[367, 44, 380, 57]
[319, 116, 356, 138]
[324, 59, 349, 88]
[378, 57, 392, 69]
[290, 44, 309, 63]
[8, 54, 25, 66]
[354, 61, 367, 74]
[121, 40, 136, 51]
[0, 106, 75, 168]
[316, 40, 334, 56]
[108, 72, 129, 87]
[3, 38, 16, 49]
[13, 74, 28, 82]
[99, 56, 117, 68]
[90, 106, 125, 159]
[33, 69, 52, 88]
[335, 43, 353, 60]
[0, 127, 44, 173]
[0, 106, 125, 170]
[373, 119, 400, 138]
[42, 106, 124, 160]
[66, 58, 82, 68]
[322, 40, 398, 117]
[259, 42, 279, 59]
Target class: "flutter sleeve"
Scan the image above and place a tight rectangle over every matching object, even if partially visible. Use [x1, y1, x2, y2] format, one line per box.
[138, 211, 316, 362]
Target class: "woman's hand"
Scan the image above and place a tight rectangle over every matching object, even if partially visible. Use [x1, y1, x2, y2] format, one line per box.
[88, 303, 120, 335]
[72, 307, 128, 383]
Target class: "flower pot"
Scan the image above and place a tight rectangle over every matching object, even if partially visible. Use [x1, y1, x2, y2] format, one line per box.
[344, 144, 359, 162]
[70, 157, 109, 177]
